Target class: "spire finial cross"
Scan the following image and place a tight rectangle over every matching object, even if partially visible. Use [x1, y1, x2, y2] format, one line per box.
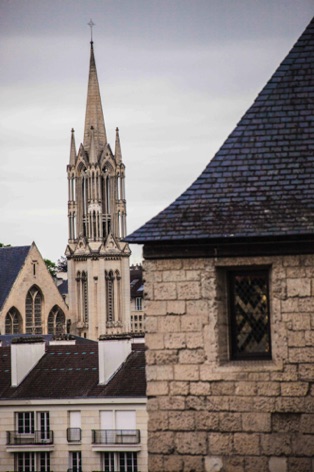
[88, 19, 95, 42]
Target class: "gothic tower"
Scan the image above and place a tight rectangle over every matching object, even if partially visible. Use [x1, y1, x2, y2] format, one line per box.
[66, 39, 131, 340]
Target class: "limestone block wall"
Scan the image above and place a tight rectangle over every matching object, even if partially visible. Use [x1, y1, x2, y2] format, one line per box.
[144, 255, 314, 472]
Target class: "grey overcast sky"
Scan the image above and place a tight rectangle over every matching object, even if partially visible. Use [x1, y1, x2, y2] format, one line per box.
[0, 1, 313, 263]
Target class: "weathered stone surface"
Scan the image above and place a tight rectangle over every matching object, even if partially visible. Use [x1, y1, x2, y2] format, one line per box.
[287, 278, 311, 297]
[163, 454, 183, 472]
[272, 412, 301, 433]
[261, 433, 292, 455]
[177, 281, 201, 300]
[233, 433, 260, 455]
[148, 431, 175, 454]
[168, 411, 195, 431]
[269, 457, 287, 472]
[287, 457, 314, 472]
[242, 413, 271, 432]
[144, 251, 314, 468]
[175, 431, 207, 454]
[204, 456, 223, 472]
[208, 433, 233, 455]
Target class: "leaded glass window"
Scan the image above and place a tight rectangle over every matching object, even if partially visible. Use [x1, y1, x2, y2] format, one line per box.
[48, 306, 65, 335]
[5, 307, 22, 334]
[228, 269, 271, 360]
[25, 286, 43, 334]
[105, 270, 115, 323]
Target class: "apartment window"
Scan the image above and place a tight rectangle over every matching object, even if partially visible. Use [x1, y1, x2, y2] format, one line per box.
[16, 452, 35, 472]
[67, 411, 82, 442]
[25, 285, 43, 334]
[15, 452, 50, 472]
[102, 452, 138, 472]
[39, 412, 50, 440]
[69, 451, 82, 472]
[17, 412, 34, 434]
[16, 412, 50, 438]
[135, 297, 142, 311]
[228, 269, 271, 360]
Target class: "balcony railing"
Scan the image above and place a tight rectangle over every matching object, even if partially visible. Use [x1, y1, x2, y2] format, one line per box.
[92, 429, 140, 444]
[67, 427, 82, 442]
[6, 430, 54, 445]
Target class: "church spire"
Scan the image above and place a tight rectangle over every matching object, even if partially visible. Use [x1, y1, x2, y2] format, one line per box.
[69, 128, 76, 166]
[83, 40, 107, 154]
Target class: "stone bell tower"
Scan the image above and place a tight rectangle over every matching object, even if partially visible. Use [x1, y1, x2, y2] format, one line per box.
[66, 37, 130, 340]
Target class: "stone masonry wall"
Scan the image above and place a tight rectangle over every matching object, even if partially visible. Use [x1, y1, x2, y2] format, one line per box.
[144, 255, 314, 472]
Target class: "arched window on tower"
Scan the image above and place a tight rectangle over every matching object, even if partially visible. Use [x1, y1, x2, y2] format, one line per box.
[76, 271, 88, 326]
[25, 286, 43, 334]
[5, 307, 22, 334]
[102, 167, 111, 238]
[105, 270, 115, 324]
[48, 305, 65, 336]
[82, 271, 88, 324]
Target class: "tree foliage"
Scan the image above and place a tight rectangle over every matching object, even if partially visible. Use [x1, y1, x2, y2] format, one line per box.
[44, 259, 57, 278]
[57, 256, 68, 273]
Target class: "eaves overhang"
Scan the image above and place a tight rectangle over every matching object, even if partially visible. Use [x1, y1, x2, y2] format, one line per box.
[142, 233, 314, 260]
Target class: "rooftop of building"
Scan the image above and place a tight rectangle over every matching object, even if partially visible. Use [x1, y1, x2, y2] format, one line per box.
[130, 264, 144, 298]
[0, 245, 30, 310]
[0, 340, 146, 400]
[126, 18, 314, 244]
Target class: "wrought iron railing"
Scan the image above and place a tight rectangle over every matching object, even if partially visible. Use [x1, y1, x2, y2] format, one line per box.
[6, 430, 54, 445]
[67, 427, 82, 442]
[92, 429, 140, 444]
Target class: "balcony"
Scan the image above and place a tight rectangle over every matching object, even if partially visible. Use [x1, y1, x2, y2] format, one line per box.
[92, 429, 140, 445]
[67, 427, 82, 442]
[7, 430, 54, 445]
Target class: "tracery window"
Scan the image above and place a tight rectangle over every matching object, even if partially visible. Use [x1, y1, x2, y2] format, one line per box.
[47, 305, 65, 335]
[105, 270, 115, 323]
[76, 271, 88, 325]
[5, 307, 22, 334]
[25, 286, 43, 334]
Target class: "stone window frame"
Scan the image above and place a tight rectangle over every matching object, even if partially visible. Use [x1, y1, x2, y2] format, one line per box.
[216, 264, 272, 364]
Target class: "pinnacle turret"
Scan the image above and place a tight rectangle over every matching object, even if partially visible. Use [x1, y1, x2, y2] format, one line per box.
[115, 127, 123, 164]
[69, 128, 76, 166]
[89, 126, 97, 164]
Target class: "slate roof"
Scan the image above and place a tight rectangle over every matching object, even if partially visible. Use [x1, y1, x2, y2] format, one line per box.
[57, 279, 68, 297]
[126, 18, 314, 244]
[130, 265, 143, 299]
[0, 246, 30, 310]
[0, 343, 146, 400]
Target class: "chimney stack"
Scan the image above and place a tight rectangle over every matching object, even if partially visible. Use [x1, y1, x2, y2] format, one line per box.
[11, 337, 45, 387]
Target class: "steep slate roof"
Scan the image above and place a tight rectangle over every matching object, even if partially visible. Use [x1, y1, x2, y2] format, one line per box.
[130, 265, 144, 299]
[126, 18, 314, 244]
[0, 246, 30, 310]
[0, 343, 146, 400]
